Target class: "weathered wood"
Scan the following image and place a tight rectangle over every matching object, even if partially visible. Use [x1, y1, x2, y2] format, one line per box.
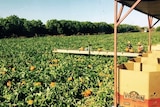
[53, 49, 140, 57]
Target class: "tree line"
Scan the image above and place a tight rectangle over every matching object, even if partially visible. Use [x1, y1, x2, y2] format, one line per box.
[0, 15, 142, 38]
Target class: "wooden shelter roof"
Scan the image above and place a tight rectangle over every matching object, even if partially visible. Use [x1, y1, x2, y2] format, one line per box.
[116, 0, 160, 20]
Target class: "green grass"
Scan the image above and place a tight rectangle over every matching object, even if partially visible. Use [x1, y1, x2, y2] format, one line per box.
[0, 32, 160, 107]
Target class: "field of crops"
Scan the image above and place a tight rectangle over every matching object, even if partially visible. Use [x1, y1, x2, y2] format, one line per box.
[1, 32, 160, 107]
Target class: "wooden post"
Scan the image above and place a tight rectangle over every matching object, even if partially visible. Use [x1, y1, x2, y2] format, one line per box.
[113, 0, 141, 106]
[148, 16, 152, 52]
[148, 15, 160, 52]
[114, 1, 118, 106]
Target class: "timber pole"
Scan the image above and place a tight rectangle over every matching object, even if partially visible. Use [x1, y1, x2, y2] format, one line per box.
[113, 0, 141, 106]
[114, 0, 118, 106]
[148, 16, 152, 52]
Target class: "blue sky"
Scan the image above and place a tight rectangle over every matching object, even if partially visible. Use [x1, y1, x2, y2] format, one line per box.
[0, 0, 159, 27]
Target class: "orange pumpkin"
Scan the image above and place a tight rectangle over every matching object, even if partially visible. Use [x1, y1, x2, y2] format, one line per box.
[129, 49, 134, 53]
[82, 89, 92, 97]
[79, 47, 84, 51]
[29, 66, 35, 71]
[125, 48, 129, 52]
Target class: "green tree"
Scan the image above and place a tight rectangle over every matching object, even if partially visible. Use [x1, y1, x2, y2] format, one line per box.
[0, 18, 5, 38]
[29, 20, 46, 36]
[95, 22, 113, 34]
[59, 20, 78, 35]
[118, 24, 140, 33]
[46, 19, 63, 35]
[4, 15, 25, 37]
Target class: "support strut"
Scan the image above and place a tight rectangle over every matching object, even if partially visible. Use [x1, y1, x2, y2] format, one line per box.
[148, 15, 160, 52]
